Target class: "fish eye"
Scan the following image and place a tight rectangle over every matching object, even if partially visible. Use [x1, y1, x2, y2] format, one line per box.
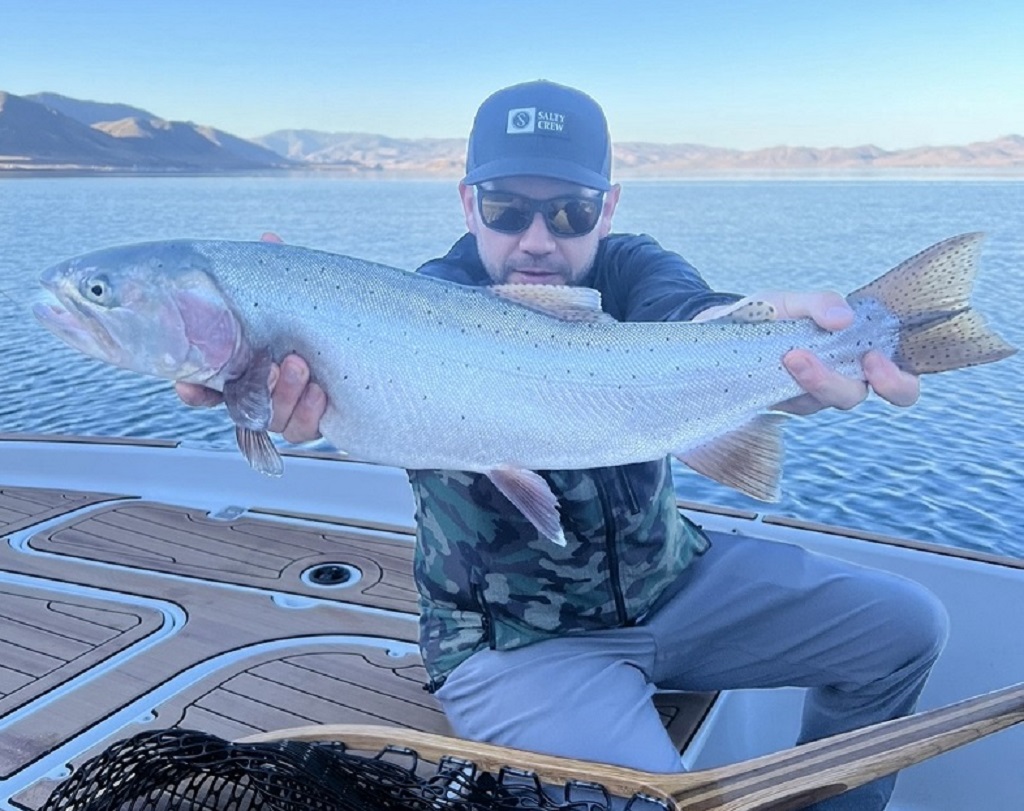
[83, 275, 111, 303]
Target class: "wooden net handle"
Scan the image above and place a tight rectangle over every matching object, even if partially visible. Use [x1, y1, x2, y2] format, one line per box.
[239, 681, 1024, 810]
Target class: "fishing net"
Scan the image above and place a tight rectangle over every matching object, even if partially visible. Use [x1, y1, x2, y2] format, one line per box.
[40, 729, 670, 811]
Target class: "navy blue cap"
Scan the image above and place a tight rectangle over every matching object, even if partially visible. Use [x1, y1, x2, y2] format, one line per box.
[463, 80, 612, 191]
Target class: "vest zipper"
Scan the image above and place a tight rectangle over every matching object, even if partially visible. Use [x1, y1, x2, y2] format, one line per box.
[471, 582, 497, 649]
[594, 475, 629, 625]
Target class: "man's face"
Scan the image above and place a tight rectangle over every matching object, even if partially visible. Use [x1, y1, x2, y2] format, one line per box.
[460, 176, 620, 286]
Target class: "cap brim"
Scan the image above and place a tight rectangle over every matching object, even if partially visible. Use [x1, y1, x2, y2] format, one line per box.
[463, 156, 611, 192]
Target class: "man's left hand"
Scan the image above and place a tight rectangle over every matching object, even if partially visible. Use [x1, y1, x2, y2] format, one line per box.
[694, 291, 920, 415]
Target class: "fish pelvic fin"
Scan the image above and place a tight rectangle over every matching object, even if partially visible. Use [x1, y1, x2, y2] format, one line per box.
[486, 467, 567, 546]
[676, 414, 787, 501]
[848, 233, 1018, 374]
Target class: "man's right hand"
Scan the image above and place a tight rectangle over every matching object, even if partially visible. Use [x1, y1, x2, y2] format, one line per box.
[175, 354, 326, 443]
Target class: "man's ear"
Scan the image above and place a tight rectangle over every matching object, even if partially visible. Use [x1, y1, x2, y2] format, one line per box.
[458, 182, 478, 234]
[597, 184, 621, 238]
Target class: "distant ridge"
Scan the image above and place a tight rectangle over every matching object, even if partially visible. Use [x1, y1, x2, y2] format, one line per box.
[606, 135, 1024, 174]
[255, 129, 466, 173]
[3, 90, 1023, 175]
[26, 92, 158, 126]
[0, 91, 154, 169]
[252, 129, 1024, 175]
[1, 91, 290, 172]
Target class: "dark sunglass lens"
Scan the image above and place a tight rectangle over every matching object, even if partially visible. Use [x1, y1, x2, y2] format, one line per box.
[546, 197, 601, 236]
[480, 194, 532, 233]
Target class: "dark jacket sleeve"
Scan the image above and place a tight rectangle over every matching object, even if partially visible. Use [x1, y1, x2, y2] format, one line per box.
[417, 232, 741, 323]
[587, 234, 741, 322]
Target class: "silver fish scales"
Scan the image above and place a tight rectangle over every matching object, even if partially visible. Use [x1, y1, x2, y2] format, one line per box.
[35, 233, 1017, 544]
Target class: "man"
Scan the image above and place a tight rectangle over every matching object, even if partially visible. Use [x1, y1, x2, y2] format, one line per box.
[179, 81, 948, 810]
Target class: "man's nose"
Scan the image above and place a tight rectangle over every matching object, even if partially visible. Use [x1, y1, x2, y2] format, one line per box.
[518, 212, 556, 252]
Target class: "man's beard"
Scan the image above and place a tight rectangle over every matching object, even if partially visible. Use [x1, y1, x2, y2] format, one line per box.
[489, 246, 599, 286]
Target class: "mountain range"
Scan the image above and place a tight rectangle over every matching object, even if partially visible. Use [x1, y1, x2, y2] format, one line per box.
[2, 91, 1023, 175]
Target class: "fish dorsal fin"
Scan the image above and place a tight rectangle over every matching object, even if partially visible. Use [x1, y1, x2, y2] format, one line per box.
[676, 414, 787, 501]
[486, 467, 567, 546]
[490, 284, 616, 323]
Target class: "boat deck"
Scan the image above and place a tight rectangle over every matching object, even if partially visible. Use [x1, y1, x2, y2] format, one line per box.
[0, 481, 712, 810]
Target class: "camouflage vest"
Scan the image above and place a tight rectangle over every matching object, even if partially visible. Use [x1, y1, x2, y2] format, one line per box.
[409, 458, 710, 688]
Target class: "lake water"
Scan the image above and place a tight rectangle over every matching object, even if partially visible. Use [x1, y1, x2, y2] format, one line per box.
[0, 174, 1021, 559]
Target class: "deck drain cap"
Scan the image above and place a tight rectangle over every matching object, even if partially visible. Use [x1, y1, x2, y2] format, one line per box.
[302, 563, 360, 588]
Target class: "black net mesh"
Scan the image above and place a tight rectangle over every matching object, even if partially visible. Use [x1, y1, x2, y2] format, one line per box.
[40, 729, 670, 811]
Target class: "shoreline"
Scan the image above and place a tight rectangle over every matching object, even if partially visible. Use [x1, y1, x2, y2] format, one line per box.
[3, 165, 1024, 181]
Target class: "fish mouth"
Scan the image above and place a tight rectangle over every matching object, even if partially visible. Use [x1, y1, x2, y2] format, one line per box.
[33, 288, 122, 365]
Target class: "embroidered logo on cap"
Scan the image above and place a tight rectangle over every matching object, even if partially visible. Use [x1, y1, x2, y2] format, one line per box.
[507, 106, 568, 137]
[507, 107, 536, 134]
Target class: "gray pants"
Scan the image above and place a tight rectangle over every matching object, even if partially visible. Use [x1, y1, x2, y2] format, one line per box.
[436, 535, 949, 811]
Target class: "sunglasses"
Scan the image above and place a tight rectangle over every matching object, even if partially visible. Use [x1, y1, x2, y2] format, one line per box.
[476, 190, 604, 237]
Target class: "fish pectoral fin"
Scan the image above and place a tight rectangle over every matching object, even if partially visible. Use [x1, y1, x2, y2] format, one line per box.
[223, 348, 275, 427]
[223, 348, 282, 475]
[676, 414, 787, 501]
[486, 467, 567, 546]
[235, 426, 284, 477]
[490, 284, 616, 323]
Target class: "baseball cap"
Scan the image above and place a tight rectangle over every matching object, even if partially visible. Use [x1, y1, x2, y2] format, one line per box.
[463, 80, 612, 191]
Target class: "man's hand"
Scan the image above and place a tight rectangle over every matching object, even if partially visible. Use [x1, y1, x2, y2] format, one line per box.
[175, 354, 326, 443]
[174, 232, 327, 443]
[694, 291, 920, 415]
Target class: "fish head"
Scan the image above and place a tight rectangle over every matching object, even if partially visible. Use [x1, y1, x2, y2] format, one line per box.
[34, 241, 244, 384]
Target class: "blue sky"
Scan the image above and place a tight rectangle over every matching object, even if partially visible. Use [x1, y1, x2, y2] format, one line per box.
[1, 0, 1021, 149]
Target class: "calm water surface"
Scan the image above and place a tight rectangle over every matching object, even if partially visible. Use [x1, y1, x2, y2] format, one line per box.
[0, 175, 1021, 558]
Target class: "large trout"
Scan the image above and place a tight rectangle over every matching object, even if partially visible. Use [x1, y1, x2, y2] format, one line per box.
[34, 233, 1016, 544]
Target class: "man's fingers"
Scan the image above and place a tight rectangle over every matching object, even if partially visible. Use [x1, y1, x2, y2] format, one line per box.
[261, 232, 283, 243]
[268, 355, 310, 433]
[280, 383, 326, 443]
[175, 381, 223, 408]
[864, 351, 920, 407]
[782, 349, 868, 411]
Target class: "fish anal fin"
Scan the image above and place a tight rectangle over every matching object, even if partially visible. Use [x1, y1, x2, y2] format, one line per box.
[235, 426, 284, 477]
[676, 414, 787, 501]
[490, 284, 616, 323]
[486, 467, 567, 546]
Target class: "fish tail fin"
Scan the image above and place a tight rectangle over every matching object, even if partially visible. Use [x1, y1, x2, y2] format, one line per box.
[848, 232, 1017, 374]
